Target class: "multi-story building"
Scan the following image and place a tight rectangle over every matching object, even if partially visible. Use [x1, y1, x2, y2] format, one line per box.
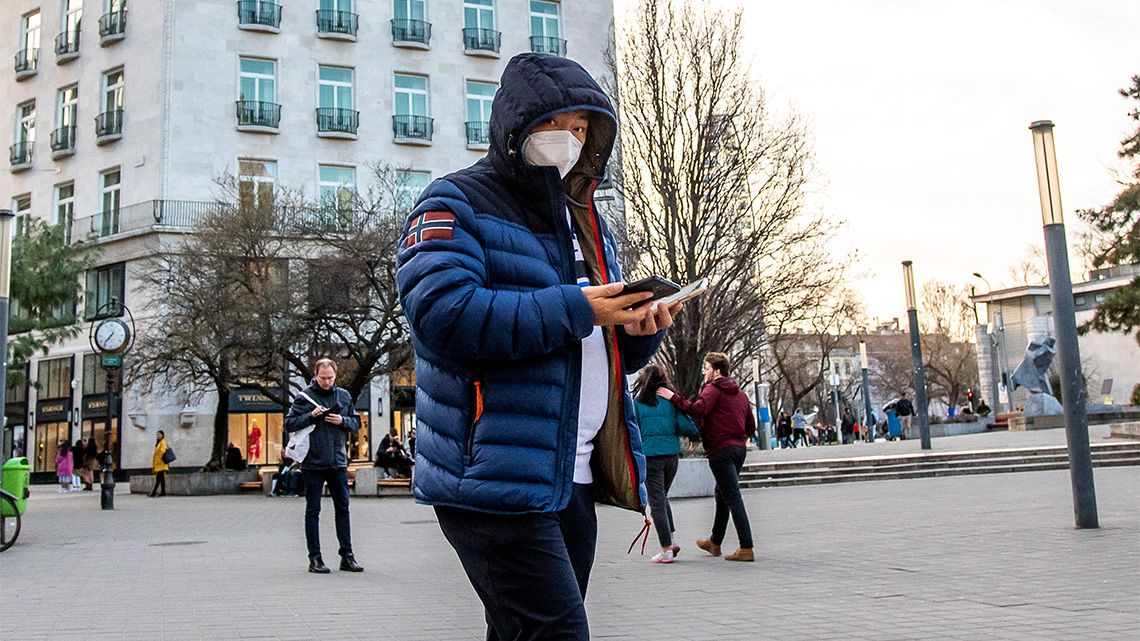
[1, 0, 615, 479]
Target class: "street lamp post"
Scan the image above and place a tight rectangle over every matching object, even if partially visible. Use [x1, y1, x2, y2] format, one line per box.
[0, 209, 14, 443]
[972, 272, 1011, 414]
[1029, 120, 1098, 529]
[860, 340, 874, 443]
[752, 359, 770, 450]
[901, 261, 931, 449]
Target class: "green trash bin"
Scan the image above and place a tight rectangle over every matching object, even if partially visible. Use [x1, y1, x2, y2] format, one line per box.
[1, 457, 30, 516]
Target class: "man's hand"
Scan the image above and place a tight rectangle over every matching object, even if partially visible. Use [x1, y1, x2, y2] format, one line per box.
[582, 283, 654, 326]
[324, 414, 344, 426]
[310, 405, 327, 417]
[624, 301, 682, 336]
[656, 387, 675, 401]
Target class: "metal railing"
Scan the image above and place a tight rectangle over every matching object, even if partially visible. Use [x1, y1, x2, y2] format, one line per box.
[462, 27, 501, 53]
[50, 126, 76, 152]
[14, 49, 38, 74]
[316, 10, 358, 37]
[99, 10, 127, 38]
[465, 121, 490, 146]
[391, 18, 430, 44]
[9, 142, 33, 166]
[393, 115, 433, 141]
[72, 200, 225, 240]
[235, 101, 281, 128]
[316, 107, 359, 135]
[55, 30, 80, 56]
[237, 1, 282, 28]
[530, 36, 566, 56]
[95, 110, 124, 137]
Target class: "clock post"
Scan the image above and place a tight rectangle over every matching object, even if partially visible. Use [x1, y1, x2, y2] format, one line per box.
[89, 299, 134, 510]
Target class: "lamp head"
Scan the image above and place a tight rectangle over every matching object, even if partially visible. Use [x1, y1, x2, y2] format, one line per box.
[1029, 120, 1064, 226]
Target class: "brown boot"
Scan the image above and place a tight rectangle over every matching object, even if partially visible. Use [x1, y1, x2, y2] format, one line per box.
[725, 548, 755, 562]
[696, 538, 721, 557]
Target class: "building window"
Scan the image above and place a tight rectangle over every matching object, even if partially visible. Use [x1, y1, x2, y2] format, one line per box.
[85, 262, 126, 320]
[393, 73, 432, 140]
[12, 195, 31, 238]
[396, 170, 431, 215]
[237, 0, 282, 30]
[317, 66, 358, 135]
[238, 158, 276, 211]
[15, 101, 36, 145]
[465, 80, 495, 146]
[529, 1, 565, 55]
[96, 68, 124, 140]
[61, 0, 83, 34]
[463, 0, 500, 52]
[53, 85, 78, 154]
[55, 182, 75, 243]
[99, 0, 127, 41]
[99, 168, 121, 237]
[17, 10, 41, 74]
[392, 0, 430, 45]
[317, 0, 358, 38]
[318, 165, 355, 214]
[237, 58, 280, 128]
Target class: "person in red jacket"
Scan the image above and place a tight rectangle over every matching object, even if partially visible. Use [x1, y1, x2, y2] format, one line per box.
[657, 352, 755, 562]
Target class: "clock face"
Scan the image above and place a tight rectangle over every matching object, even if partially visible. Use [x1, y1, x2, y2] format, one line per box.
[95, 319, 129, 353]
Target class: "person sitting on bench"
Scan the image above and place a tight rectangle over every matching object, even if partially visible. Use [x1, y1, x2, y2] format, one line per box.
[374, 429, 413, 478]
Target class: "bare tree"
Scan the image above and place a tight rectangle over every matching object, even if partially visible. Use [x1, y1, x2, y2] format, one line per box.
[766, 293, 862, 415]
[606, 0, 847, 394]
[1006, 244, 1048, 287]
[128, 164, 412, 461]
[919, 282, 979, 409]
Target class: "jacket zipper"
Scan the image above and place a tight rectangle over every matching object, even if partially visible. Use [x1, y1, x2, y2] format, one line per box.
[464, 380, 484, 463]
[585, 181, 642, 505]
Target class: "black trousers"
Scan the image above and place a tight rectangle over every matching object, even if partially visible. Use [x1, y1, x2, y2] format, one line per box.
[645, 455, 679, 548]
[707, 446, 753, 549]
[302, 468, 352, 558]
[149, 470, 166, 496]
[435, 483, 597, 641]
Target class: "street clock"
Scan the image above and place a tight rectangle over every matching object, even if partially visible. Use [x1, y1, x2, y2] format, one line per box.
[94, 317, 131, 354]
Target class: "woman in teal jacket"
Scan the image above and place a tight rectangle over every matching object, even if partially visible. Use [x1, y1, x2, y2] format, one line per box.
[633, 364, 700, 563]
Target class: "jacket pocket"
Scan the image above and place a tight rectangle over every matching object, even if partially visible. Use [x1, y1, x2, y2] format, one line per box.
[464, 380, 484, 463]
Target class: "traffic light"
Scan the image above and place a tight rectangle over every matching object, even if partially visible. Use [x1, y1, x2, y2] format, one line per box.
[966, 389, 974, 407]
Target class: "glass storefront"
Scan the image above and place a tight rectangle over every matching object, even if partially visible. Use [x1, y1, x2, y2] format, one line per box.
[81, 354, 121, 469]
[33, 356, 74, 473]
[33, 421, 71, 473]
[4, 372, 28, 460]
[227, 412, 284, 466]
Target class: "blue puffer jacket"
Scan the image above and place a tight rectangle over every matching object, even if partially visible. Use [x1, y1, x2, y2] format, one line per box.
[634, 398, 700, 458]
[396, 54, 662, 514]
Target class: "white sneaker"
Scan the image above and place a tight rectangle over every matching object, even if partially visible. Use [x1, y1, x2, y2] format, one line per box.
[651, 550, 675, 564]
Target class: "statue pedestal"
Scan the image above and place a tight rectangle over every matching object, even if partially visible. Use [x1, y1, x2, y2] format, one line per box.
[1023, 392, 1063, 418]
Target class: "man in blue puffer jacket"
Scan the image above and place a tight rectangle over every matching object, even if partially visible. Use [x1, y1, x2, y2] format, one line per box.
[396, 53, 681, 640]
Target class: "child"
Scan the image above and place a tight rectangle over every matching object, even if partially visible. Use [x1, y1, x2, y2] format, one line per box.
[55, 441, 74, 493]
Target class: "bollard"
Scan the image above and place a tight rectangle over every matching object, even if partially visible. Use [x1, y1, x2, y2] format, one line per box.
[100, 466, 115, 510]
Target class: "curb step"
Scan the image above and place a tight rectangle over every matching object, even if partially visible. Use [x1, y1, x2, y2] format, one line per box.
[739, 442, 1140, 488]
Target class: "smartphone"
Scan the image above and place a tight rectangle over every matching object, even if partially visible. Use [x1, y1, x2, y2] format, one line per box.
[622, 275, 681, 300]
[319, 402, 343, 418]
[657, 278, 709, 306]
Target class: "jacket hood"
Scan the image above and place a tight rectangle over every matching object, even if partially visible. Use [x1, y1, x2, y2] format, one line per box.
[488, 53, 617, 192]
[712, 377, 741, 394]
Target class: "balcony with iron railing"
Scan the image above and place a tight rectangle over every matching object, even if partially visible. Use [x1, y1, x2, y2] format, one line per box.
[465, 121, 490, 149]
[55, 30, 80, 62]
[9, 141, 33, 171]
[462, 28, 501, 55]
[95, 110, 124, 144]
[14, 49, 38, 80]
[237, 1, 282, 32]
[392, 19, 431, 47]
[99, 9, 127, 45]
[317, 10, 358, 40]
[530, 35, 566, 56]
[236, 101, 281, 133]
[316, 107, 359, 138]
[50, 126, 76, 158]
[68, 199, 377, 242]
[393, 115, 433, 144]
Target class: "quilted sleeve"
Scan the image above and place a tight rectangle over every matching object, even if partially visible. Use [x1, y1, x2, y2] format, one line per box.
[397, 180, 596, 361]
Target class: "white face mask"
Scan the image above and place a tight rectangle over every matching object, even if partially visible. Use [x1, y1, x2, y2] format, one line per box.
[521, 130, 583, 179]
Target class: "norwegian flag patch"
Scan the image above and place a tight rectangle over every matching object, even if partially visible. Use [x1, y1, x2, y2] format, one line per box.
[405, 211, 456, 248]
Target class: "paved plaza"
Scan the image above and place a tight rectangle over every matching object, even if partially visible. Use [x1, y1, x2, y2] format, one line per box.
[2, 453, 1138, 640]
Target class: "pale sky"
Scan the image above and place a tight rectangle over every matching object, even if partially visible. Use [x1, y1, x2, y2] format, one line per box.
[617, 0, 1137, 322]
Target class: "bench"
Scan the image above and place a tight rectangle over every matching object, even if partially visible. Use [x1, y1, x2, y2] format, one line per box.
[238, 467, 275, 495]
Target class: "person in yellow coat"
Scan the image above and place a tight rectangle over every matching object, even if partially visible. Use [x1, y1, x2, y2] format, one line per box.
[149, 430, 169, 497]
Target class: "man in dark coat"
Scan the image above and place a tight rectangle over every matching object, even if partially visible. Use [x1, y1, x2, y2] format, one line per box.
[284, 358, 362, 574]
[397, 53, 680, 640]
